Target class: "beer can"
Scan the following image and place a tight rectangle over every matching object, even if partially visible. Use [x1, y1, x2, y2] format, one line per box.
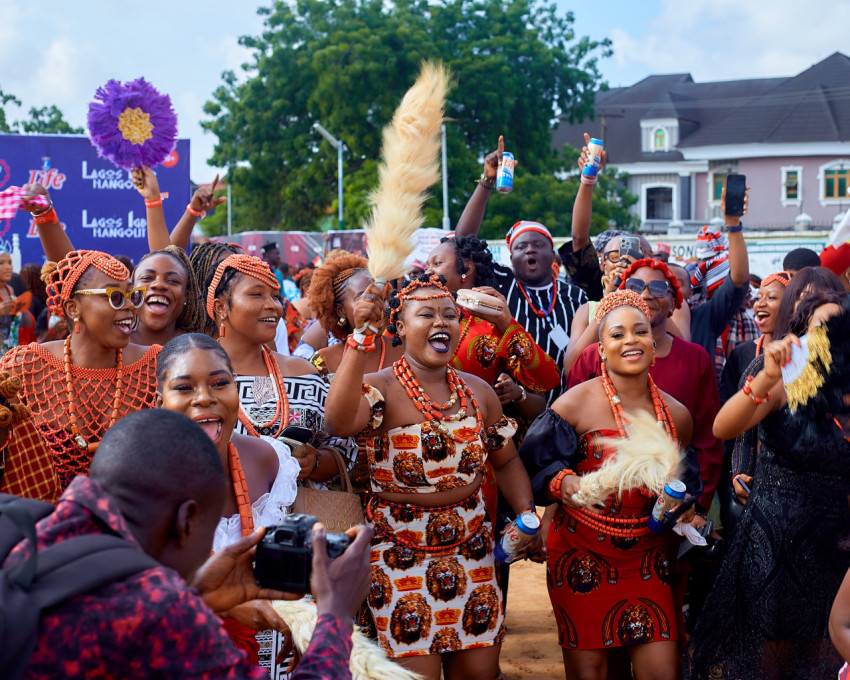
[582, 138, 604, 179]
[647, 480, 686, 533]
[494, 511, 540, 564]
[496, 152, 516, 194]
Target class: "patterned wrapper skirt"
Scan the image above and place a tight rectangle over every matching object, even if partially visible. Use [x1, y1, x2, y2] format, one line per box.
[367, 488, 505, 658]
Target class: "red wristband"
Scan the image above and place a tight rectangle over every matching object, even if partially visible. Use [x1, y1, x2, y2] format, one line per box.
[186, 204, 206, 218]
[743, 375, 771, 404]
[346, 333, 377, 353]
[144, 198, 163, 208]
[33, 207, 59, 225]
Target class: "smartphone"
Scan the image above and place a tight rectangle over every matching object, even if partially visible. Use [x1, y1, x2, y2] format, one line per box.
[725, 174, 746, 217]
[281, 425, 313, 454]
[619, 236, 641, 259]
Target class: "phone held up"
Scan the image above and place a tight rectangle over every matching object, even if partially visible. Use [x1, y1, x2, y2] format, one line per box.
[725, 174, 746, 217]
[614, 235, 642, 288]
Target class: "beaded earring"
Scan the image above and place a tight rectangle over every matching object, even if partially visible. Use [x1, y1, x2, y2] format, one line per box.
[73, 317, 80, 334]
[461, 274, 466, 281]
[219, 318, 226, 338]
[337, 317, 346, 327]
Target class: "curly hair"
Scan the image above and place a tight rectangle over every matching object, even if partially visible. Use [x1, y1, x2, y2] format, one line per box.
[619, 258, 684, 310]
[137, 246, 205, 334]
[189, 242, 239, 336]
[307, 254, 369, 341]
[442, 235, 495, 288]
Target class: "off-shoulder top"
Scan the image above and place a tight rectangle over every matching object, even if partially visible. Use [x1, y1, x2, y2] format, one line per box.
[359, 384, 516, 494]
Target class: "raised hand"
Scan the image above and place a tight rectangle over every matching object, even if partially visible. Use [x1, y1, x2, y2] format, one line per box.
[19, 183, 51, 213]
[132, 165, 161, 201]
[482, 135, 505, 179]
[190, 173, 227, 214]
[578, 132, 606, 173]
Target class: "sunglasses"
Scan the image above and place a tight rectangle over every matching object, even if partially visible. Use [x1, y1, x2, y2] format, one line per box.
[624, 278, 670, 298]
[603, 251, 626, 263]
[74, 286, 146, 310]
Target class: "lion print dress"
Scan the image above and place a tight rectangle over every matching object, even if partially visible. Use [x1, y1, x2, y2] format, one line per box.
[359, 385, 515, 658]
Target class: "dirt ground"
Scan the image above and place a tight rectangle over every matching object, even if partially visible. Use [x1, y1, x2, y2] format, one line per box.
[500, 559, 564, 680]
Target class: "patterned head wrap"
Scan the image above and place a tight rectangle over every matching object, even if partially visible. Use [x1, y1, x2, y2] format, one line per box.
[762, 271, 792, 288]
[594, 289, 651, 322]
[386, 273, 454, 341]
[205, 254, 280, 321]
[505, 221, 554, 252]
[695, 225, 729, 260]
[43, 250, 129, 315]
[619, 258, 685, 310]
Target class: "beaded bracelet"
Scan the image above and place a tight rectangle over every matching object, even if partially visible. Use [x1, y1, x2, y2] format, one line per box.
[477, 174, 496, 190]
[186, 204, 206, 218]
[580, 174, 598, 185]
[549, 468, 577, 499]
[346, 333, 378, 353]
[742, 375, 770, 404]
[144, 198, 163, 208]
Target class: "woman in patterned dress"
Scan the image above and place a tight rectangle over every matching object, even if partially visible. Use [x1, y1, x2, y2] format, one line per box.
[324, 274, 539, 680]
[204, 253, 357, 485]
[521, 294, 698, 680]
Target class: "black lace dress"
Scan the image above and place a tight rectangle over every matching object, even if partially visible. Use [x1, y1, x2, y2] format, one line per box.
[689, 405, 850, 679]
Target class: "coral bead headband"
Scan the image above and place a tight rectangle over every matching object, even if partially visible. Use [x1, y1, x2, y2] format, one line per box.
[594, 289, 651, 322]
[205, 254, 280, 320]
[618, 258, 684, 310]
[386, 273, 454, 337]
[762, 271, 792, 288]
[45, 249, 130, 316]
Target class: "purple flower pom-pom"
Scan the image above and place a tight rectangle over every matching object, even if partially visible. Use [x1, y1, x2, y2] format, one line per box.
[87, 78, 178, 171]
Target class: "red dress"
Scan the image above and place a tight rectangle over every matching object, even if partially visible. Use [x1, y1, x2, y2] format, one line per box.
[546, 430, 677, 650]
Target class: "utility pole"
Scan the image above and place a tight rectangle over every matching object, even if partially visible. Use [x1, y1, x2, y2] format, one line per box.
[441, 124, 450, 230]
[314, 122, 345, 230]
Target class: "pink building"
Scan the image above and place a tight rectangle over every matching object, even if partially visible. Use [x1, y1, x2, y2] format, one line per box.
[554, 53, 850, 232]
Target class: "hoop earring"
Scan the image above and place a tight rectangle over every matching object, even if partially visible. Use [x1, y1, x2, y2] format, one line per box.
[337, 317, 346, 327]
[73, 317, 80, 334]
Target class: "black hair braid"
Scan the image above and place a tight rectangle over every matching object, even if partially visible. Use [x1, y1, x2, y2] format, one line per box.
[190, 242, 239, 336]
[202, 265, 240, 329]
[443, 235, 495, 288]
[139, 246, 206, 334]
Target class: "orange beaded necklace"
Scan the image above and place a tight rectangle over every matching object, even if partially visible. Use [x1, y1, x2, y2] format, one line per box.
[235, 344, 290, 439]
[228, 441, 255, 537]
[63, 335, 123, 453]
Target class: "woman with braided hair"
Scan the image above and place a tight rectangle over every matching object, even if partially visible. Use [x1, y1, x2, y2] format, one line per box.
[521, 290, 698, 680]
[131, 245, 206, 345]
[206, 253, 357, 485]
[190, 241, 241, 336]
[324, 274, 539, 680]
[307, 254, 403, 377]
[0, 249, 161, 496]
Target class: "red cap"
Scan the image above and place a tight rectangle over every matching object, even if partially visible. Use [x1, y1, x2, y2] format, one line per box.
[655, 242, 671, 255]
[820, 243, 850, 276]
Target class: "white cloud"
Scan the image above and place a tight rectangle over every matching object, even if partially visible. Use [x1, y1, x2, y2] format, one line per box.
[609, 0, 850, 83]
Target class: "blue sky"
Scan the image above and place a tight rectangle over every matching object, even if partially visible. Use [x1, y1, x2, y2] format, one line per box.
[2, 0, 848, 179]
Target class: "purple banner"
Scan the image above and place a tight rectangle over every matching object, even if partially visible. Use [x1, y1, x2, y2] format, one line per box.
[0, 134, 191, 267]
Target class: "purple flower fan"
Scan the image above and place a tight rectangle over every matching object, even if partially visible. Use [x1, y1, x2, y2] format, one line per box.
[86, 78, 178, 171]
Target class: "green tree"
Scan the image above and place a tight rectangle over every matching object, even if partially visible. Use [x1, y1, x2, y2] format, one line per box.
[203, 0, 618, 235]
[14, 105, 83, 134]
[0, 88, 21, 133]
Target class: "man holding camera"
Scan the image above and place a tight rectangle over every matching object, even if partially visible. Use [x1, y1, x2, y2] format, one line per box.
[4, 410, 372, 679]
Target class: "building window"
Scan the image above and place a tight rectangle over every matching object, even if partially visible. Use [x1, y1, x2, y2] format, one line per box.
[819, 161, 850, 206]
[646, 187, 673, 220]
[653, 129, 666, 150]
[781, 166, 803, 207]
[713, 174, 725, 201]
[825, 168, 849, 199]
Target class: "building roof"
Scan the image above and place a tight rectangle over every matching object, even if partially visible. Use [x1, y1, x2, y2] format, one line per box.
[553, 52, 850, 163]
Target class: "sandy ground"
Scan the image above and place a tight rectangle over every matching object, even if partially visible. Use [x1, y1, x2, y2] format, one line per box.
[500, 559, 564, 680]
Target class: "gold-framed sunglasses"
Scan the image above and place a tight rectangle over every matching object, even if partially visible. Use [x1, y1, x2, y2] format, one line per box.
[73, 286, 146, 310]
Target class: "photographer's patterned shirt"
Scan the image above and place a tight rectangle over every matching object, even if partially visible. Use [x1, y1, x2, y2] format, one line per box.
[4, 475, 353, 680]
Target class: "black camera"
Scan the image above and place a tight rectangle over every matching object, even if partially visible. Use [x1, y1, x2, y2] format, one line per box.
[254, 514, 352, 594]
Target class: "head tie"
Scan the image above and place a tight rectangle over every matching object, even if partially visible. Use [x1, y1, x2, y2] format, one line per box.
[45, 250, 129, 316]
[505, 221, 554, 252]
[206, 254, 280, 320]
[619, 258, 684, 310]
[594, 289, 651, 322]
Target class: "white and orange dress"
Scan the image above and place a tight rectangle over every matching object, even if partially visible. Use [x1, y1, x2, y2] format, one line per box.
[359, 384, 515, 658]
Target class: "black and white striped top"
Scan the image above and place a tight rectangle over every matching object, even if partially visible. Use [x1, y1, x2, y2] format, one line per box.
[493, 263, 587, 403]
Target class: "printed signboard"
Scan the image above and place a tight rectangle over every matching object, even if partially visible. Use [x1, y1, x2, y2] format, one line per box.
[0, 134, 191, 266]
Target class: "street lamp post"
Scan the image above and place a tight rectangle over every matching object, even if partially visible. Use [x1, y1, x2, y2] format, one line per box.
[314, 122, 345, 230]
[441, 124, 450, 230]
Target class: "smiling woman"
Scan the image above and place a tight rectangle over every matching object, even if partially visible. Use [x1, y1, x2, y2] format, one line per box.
[0, 249, 161, 500]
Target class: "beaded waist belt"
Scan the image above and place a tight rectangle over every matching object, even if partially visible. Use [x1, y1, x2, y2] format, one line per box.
[564, 506, 651, 538]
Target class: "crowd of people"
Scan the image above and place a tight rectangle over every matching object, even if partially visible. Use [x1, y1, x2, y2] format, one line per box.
[2, 133, 850, 680]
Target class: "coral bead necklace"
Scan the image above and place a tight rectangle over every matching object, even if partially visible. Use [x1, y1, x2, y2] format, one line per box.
[234, 343, 290, 439]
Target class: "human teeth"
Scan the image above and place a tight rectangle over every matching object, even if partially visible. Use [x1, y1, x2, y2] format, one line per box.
[147, 296, 169, 305]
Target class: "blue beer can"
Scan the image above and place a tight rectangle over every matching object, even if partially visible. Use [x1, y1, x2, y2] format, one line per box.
[582, 138, 604, 179]
[496, 152, 516, 194]
[647, 480, 686, 533]
[494, 511, 539, 564]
